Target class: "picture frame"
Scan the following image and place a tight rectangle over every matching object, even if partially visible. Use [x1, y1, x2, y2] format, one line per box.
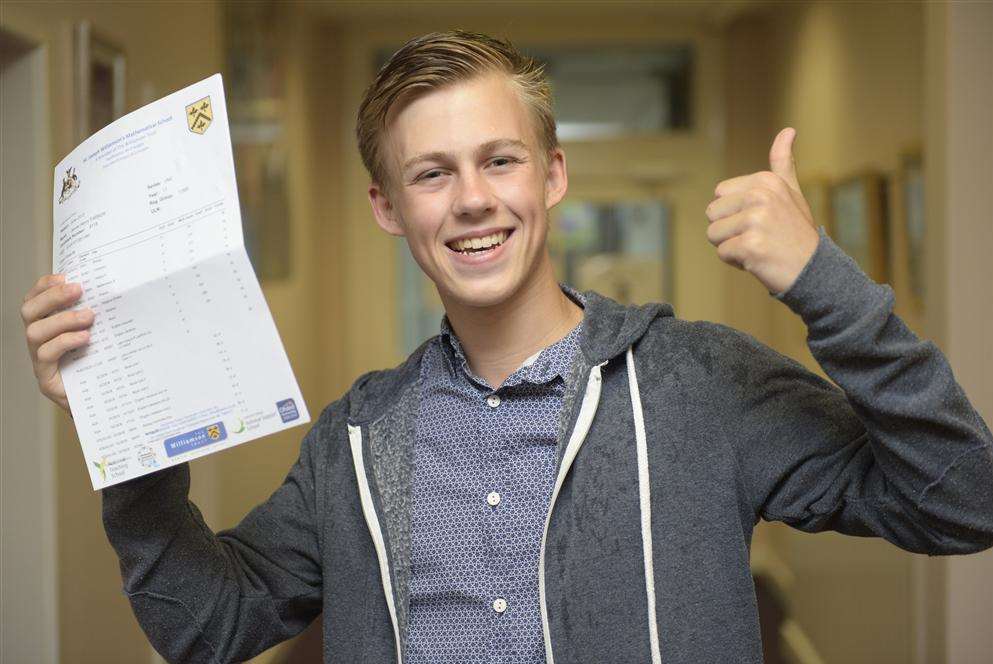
[826, 173, 890, 283]
[549, 199, 674, 306]
[74, 21, 126, 143]
[898, 150, 925, 312]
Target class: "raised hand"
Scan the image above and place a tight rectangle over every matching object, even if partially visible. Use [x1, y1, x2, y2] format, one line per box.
[20, 274, 94, 416]
[705, 127, 820, 295]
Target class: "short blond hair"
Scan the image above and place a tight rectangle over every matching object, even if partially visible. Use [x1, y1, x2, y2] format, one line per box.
[356, 30, 558, 190]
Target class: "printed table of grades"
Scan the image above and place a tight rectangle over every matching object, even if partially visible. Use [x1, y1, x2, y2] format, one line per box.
[53, 73, 309, 489]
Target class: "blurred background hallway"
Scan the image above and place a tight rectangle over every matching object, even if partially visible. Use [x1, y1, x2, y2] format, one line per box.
[2, 1, 990, 662]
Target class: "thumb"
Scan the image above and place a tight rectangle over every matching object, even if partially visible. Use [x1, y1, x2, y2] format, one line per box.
[769, 127, 801, 192]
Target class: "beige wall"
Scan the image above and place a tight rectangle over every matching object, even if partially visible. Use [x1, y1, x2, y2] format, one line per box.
[925, 3, 993, 663]
[2, 2, 223, 661]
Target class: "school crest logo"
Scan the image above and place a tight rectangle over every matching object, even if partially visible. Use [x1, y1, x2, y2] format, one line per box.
[186, 96, 213, 135]
[206, 424, 222, 440]
[59, 167, 80, 204]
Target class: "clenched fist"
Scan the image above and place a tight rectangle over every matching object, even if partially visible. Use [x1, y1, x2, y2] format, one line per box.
[706, 127, 820, 296]
[20, 273, 95, 416]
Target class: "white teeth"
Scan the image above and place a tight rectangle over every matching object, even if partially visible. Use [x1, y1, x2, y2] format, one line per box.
[450, 230, 509, 253]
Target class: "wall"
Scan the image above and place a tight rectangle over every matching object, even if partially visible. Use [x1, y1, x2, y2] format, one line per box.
[2, 2, 223, 661]
[1, 30, 57, 663]
[726, 2, 927, 663]
[925, 3, 993, 663]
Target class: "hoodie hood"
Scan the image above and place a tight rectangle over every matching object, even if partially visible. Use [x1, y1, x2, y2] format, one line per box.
[578, 290, 674, 364]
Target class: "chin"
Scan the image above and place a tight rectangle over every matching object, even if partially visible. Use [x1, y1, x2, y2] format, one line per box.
[440, 271, 524, 309]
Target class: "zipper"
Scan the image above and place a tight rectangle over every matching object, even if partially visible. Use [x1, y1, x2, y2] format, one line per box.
[538, 362, 606, 664]
[348, 423, 403, 664]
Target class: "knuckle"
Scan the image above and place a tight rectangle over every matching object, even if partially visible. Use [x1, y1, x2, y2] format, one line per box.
[743, 231, 765, 255]
[748, 188, 770, 206]
[706, 224, 719, 245]
[25, 322, 43, 347]
[36, 342, 52, 364]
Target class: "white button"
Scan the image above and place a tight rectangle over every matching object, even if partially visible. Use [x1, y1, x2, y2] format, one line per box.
[487, 491, 501, 506]
[486, 394, 501, 408]
[492, 597, 507, 613]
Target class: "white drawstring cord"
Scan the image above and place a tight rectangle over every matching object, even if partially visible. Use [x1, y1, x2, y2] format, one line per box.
[627, 346, 663, 664]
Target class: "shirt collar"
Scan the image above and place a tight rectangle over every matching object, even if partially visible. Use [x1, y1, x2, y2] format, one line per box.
[439, 283, 586, 389]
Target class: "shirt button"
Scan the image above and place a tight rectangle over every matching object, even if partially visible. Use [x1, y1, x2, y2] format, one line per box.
[486, 394, 501, 408]
[492, 597, 507, 613]
[487, 491, 501, 507]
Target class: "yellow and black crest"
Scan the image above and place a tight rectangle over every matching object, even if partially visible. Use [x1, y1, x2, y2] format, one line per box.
[206, 424, 222, 440]
[186, 96, 213, 134]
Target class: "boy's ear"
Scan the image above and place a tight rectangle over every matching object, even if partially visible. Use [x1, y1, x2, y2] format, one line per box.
[544, 147, 568, 210]
[368, 181, 405, 237]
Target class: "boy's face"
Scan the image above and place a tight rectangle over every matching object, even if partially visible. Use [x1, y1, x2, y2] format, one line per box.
[368, 72, 567, 308]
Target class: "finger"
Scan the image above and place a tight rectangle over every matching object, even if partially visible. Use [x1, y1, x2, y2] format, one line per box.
[714, 171, 787, 199]
[706, 210, 751, 247]
[706, 189, 778, 223]
[36, 329, 90, 366]
[25, 307, 95, 355]
[716, 233, 752, 271]
[23, 273, 66, 303]
[20, 281, 83, 325]
[769, 127, 801, 193]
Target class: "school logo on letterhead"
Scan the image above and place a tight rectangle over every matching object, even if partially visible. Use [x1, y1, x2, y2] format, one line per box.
[59, 167, 80, 204]
[185, 96, 213, 135]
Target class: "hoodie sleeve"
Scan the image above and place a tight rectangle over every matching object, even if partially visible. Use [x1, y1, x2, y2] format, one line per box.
[100, 400, 336, 663]
[720, 225, 993, 555]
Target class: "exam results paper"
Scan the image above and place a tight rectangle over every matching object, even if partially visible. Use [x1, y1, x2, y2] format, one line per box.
[53, 73, 310, 490]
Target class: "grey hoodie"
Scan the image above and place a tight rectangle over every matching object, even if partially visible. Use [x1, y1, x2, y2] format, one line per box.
[102, 226, 993, 663]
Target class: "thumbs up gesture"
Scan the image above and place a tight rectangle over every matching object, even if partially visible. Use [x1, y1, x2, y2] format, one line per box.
[706, 127, 820, 296]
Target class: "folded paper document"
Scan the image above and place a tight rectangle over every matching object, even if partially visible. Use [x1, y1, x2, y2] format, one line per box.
[53, 73, 309, 489]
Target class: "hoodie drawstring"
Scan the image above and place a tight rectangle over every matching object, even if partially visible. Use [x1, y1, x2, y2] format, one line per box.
[627, 345, 663, 663]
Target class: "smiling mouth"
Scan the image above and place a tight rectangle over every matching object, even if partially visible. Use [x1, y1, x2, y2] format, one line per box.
[445, 229, 512, 255]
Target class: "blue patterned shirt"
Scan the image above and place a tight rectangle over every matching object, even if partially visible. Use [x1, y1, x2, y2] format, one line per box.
[406, 289, 585, 663]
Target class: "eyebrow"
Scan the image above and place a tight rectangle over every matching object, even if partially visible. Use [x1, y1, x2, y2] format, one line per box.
[401, 138, 530, 174]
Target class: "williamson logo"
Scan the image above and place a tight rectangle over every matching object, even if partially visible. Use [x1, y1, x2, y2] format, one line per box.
[206, 424, 222, 440]
[186, 96, 213, 134]
[59, 167, 80, 204]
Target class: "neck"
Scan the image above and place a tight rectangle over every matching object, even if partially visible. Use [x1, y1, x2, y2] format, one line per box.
[440, 253, 584, 388]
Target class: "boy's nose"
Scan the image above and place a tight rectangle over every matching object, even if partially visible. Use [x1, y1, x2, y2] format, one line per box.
[452, 171, 496, 218]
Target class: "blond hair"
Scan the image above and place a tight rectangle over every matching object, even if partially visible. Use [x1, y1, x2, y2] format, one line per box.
[356, 30, 558, 190]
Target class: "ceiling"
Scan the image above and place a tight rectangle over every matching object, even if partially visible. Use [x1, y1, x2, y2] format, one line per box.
[303, 0, 771, 28]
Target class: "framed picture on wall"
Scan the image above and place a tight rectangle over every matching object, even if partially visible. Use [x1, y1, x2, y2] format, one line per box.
[549, 199, 674, 306]
[899, 151, 925, 311]
[826, 173, 890, 283]
[74, 21, 126, 142]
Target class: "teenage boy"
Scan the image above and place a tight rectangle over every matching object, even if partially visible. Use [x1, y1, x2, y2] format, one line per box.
[21, 30, 993, 664]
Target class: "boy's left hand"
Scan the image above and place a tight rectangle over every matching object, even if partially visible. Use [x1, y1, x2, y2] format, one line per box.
[706, 127, 820, 296]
